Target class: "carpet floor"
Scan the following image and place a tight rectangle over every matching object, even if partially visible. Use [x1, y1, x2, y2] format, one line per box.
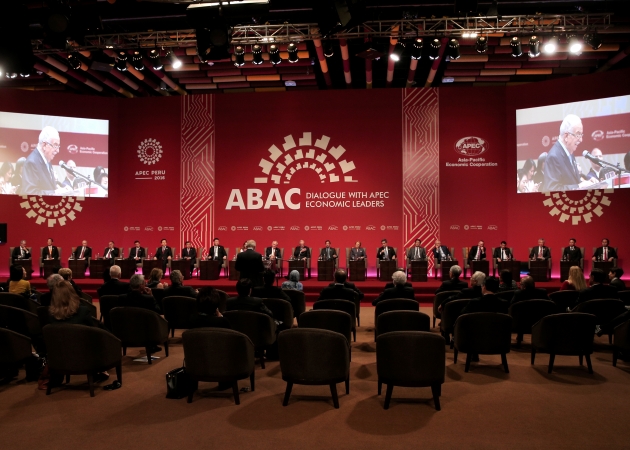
[1, 306, 629, 450]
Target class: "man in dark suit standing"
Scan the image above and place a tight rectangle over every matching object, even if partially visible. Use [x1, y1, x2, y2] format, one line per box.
[265, 240, 282, 261]
[377, 239, 396, 261]
[226, 278, 274, 318]
[432, 240, 451, 263]
[235, 240, 265, 287]
[11, 240, 31, 261]
[576, 269, 619, 305]
[293, 240, 311, 260]
[103, 241, 119, 267]
[97, 265, 130, 297]
[542, 114, 596, 192]
[510, 276, 549, 305]
[20, 126, 70, 196]
[129, 240, 146, 268]
[529, 238, 551, 260]
[592, 238, 617, 262]
[373, 271, 415, 305]
[609, 268, 626, 290]
[319, 240, 338, 261]
[461, 276, 508, 314]
[154, 238, 173, 271]
[468, 240, 486, 262]
[42, 238, 60, 261]
[435, 265, 467, 294]
[492, 241, 513, 263]
[182, 241, 198, 274]
[562, 238, 582, 261]
[318, 269, 357, 302]
[119, 274, 161, 313]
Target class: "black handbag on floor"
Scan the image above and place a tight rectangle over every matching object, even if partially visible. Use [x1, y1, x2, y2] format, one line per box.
[166, 362, 190, 399]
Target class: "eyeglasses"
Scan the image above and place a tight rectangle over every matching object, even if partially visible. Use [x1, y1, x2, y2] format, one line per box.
[567, 132, 583, 139]
[44, 141, 61, 150]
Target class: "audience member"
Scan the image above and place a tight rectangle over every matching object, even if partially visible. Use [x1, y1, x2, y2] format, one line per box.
[8, 264, 31, 295]
[561, 266, 587, 291]
[438, 271, 486, 313]
[58, 267, 83, 296]
[372, 271, 415, 305]
[609, 267, 626, 290]
[163, 270, 197, 298]
[461, 276, 507, 314]
[498, 269, 518, 291]
[39, 274, 64, 307]
[226, 278, 273, 318]
[146, 268, 166, 289]
[97, 265, 130, 298]
[119, 274, 161, 313]
[189, 287, 231, 329]
[326, 271, 364, 300]
[576, 269, 619, 304]
[281, 270, 303, 291]
[318, 269, 357, 302]
[384, 268, 412, 289]
[510, 276, 550, 305]
[49, 281, 95, 327]
[435, 265, 467, 294]
[252, 269, 291, 301]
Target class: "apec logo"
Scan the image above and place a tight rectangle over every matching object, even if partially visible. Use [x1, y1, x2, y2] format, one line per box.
[454, 136, 488, 156]
[591, 130, 605, 141]
[328, 225, 338, 231]
[450, 225, 460, 230]
[67, 144, 78, 154]
[542, 135, 551, 147]
[218, 226, 228, 231]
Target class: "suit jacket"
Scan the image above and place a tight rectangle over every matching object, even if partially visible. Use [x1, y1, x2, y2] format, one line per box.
[457, 286, 483, 301]
[73, 246, 92, 259]
[103, 247, 119, 259]
[164, 283, 197, 299]
[42, 245, 59, 260]
[435, 278, 468, 294]
[510, 288, 550, 305]
[11, 246, 31, 260]
[610, 278, 626, 290]
[542, 140, 581, 192]
[97, 279, 130, 298]
[129, 246, 146, 260]
[529, 246, 551, 260]
[328, 281, 364, 300]
[318, 284, 356, 302]
[467, 246, 486, 261]
[562, 246, 582, 261]
[385, 281, 412, 290]
[349, 247, 366, 260]
[407, 247, 427, 261]
[252, 286, 291, 302]
[119, 290, 161, 314]
[155, 246, 173, 261]
[319, 247, 338, 260]
[265, 247, 282, 260]
[293, 246, 311, 260]
[492, 247, 513, 261]
[577, 283, 619, 304]
[377, 246, 396, 260]
[592, 246, 617, 261]
[207, 245, 226, 261]
[372, 285, 415, 305]
[226, 295, 274, 318]
[235, 249, 265, 285]
[182, 247, 197, 261]
[20, 148, 57, 195]
[461, 294, 508, 314]
[586, 167, 612, 181]
[432, 246, 451, 263]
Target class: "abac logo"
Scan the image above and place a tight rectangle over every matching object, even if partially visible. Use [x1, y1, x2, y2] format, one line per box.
[226, 132, 358, 210]
[542, 189, 612, 225]
[218, 226, 228, 231]
[591, 130, 605, 141]
[454, 137, 488, 156]
[253, 226, 263, 231]
[366, 225, 376, 231]
[67, 144, 78, 154]
[450, 225, 460, 230]
[20, 196, 83, 227]
[137, 138, 163, 165]
[328, 225, 338, 231]
[145, 226, 154, 231]
[487, 225, 498, 230]
[290, 226, 300, 231]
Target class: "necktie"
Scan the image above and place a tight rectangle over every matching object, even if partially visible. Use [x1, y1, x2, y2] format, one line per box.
[21, 248, 24, 257]
[49, 246, 52, 256]
[384, 248, 388, 259]
[327, 248, 330, 259]
[538, 247, 543, 258]
[48, 164, 56, 187]
[502, 249, 505, 260]
[215, 246, 218, 259]
[604, 248, 607, 260]
[439, 247, 445, 258]
[80, 247, 84, 259]
[415, 248, 419, 260]
[106, 249, 111, 258]
[135, 248, 139, 257]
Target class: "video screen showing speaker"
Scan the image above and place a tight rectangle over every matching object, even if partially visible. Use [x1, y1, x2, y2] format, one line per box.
[516, 94, 630, 193]
[0, 111, 109, 197]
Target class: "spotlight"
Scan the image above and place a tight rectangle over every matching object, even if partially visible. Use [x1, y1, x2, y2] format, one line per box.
[105, 37, 115, 49]
[584, 32, 602, 50]
[411, 38, 423, 60]
[429, 38, 441, 60]
[544, 36, 558, 54]
[528, 36, 540, 57]
[168, 51, 182, 69]
[0, 68, 2, 77]
[446, 38, 460, 60]
[475, 36, 488, 54]
[323, 41, 334, 58]
[233, 46, 245, 67]
[269, 44, 281, 65]
[568, 35, 583, 54]
[6, 73, 17, 79]
[19, 72, 30, 78]
[148, 49, 163, 70]
[510, 37, 522, 57]
[287, 43, 299, 63]
[390, 41, 405, 62]
[252, 44, 263, 65]
[117, 51, 127, 61]
[131, 50, 144, 70]
[115, 59, 127, 72]
[67, 53, 82, 70]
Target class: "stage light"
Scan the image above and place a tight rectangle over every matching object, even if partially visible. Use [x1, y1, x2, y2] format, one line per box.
[323, 41, 334, 58]
[390, 41, 405, 62]
[131, 50, 144, 70]
[446, 39, 460, 60]
[0, 68, 3, 78]
[168, 51, 182, 69]
[528, 36, 540, 57]
[287, 43, 299, 63]
[544, 35, 558, 54]
[411, 38, 423, 60]
[105, 37, 115, 49]
[233, 46, 245, 67]
[510, 37, 523, 57]
[428, 38, 441, 60]
[475, 36, 488, 54]
[269, 44, 281, 65]
[67, 53, 81, 70]
[148, 48, 163, 70]
[19, 72, 30, 78]
[584, 32, 602, 50]
[568, 35, 583, 54]
[6, 73, 17, 79]
[252, 44, 263, 64]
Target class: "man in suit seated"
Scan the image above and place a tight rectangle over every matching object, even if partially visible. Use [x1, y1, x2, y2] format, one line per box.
[319, 240, 338, 262]
[377, 238, 396, 261]
[407, 239, 427, 261]
[492, 241, 513, 263]
[384, 268, 412, 290]
[467, 240, 486, 262]
[609, 267, 626, 290]
[265, 240, 282, 261]
[326, 271, 364, 301]
[592, 238, 617, 262]
[154, 238, 173, 271]
[562, 238, 582, 261]
[432, 240, 451, 263]
[97, 265, 130, 298]
[510, 276, 549, 305]
[163, 270, 197, 299]
[129, 240, 146, 267]
[438, 271, 486, 313]
[577, 268, 619, 304]
[103, 241, 119, 267]
[349, 241, 366, 261]
[182, 241, 197, 274]
[119, 274, 161, 314]
[42, 238, 60, 261]
[461, 276, 507, 314]
[252, 269, 291, 301]
[318, 269, 357, 302]
[72, 240, 92, 271]
[226, 278, 274, 318]
[372, 271, 415, 306]
[12, 240, 31, 261]
[529, 238, 551, 260]
[293, 240, 311, 260]
[435, 265, 467, 294]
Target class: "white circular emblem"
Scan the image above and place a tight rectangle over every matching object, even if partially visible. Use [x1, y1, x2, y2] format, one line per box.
[343, 225, 348, 231]
[124, 226, 129, 231]
[267, 226, 272, 231]
[231, 226, 236, 231]
[542, 135, 550, 147]
[20, 196, 84, 227]
[304, 225, 309, 231]
[158, 226, 163, 231]
[137, 138, 163, 165]
[380, 225, 386, 231]
[21, 142, 30, 152]
[464, 225, 470, 230]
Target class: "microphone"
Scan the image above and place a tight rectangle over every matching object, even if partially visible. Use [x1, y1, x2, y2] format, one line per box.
[582, 150, 601, 164]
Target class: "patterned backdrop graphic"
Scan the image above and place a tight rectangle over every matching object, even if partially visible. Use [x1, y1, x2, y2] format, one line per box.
[402, 89, 440, 273]
[180, 95, 215, 256]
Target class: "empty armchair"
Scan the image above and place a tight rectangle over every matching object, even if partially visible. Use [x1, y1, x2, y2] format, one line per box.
[109, 307, 169, 364]
[573, 299, 626, 344]
[0, 328, 33, 380]
[376, 311, 430, 339]
[298, 310, 353, 344]
[282, 289, 306, 318]
[549, 290, 580, 311]
[313, 299, 357, 342]
[262, 298, 294, 331]
[433, 291, 460, 328]
[509, 300, 558, 346]
[223, 310, 276, 368]
[439, 299, 470, 345]
[374, 298, 420, 339]
[162, 296, 198, 338]
[0, 292, 38, 314]
[612, 320, 630, 367]
[453, 313, 512, 373]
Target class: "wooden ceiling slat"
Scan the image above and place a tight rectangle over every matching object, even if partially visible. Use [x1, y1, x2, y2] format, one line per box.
[516, 68, 553, 75]
[444, 70, 480, 77]
[246, 74, 281, 81]
[485, 62, 522, 69]
[204, 69, 243, 77]
[480, 69, 516, 76]
[186, 83, 218, 89]
[553, 67, 592, 74]
[280, 73, 316, 80]
[177, 77, 219, 84]
[520, 61, 561, 68]
[218, 82, 250, 89]
[450, 55, 489, 63]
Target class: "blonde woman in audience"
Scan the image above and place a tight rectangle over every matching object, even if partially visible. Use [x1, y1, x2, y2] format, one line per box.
[560, 266, 587, 291]
[146, 268, 167, 289]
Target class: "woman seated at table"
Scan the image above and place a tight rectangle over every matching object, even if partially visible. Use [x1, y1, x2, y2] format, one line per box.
[560, 266, 587, 291]
[281, 270, 303, 291]
[146, 268, 166, 289]
[8, 264, 31, 296]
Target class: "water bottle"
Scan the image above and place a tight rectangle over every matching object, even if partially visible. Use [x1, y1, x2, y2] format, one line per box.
[97, 253, 100, 259]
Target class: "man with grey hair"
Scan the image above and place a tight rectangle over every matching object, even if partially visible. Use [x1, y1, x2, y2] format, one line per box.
[438, 271, 486, 313]
[39, 273, 64, 307]
[97, 265, 130, 298]
[510, 275, 549, 305]
[119, 274, 160, 313]
[372, 270, 415, 305]
[11, 240, 31, 261]
[164, 270, 197, 298]
[235, 239, 264, 287]
[542, 114, 596, 192]
[20, 125, 72, 195]
[435, 264, 467, 294]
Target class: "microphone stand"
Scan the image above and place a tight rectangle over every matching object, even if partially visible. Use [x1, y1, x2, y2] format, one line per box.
[587, 157, 629, 189]
[62, 165, 108, 196]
